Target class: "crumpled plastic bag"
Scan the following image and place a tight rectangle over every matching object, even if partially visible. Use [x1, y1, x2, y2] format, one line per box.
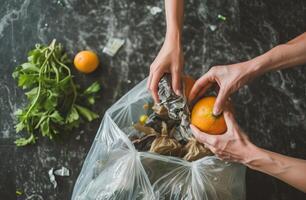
[72, 78, 246, 200]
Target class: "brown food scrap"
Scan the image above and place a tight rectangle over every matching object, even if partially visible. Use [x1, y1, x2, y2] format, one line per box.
[183, 138, 213, 161]
[132, 134, 157, 151]
[133, 122, 159, 135]
[143, 103, 150, 110]
[152, 104, 168, 117]
[149, 122, 182, 157]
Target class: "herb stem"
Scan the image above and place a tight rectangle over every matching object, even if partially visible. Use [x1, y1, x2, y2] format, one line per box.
[24, 44, 55, 119]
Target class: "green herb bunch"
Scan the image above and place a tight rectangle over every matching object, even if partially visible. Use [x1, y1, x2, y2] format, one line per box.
[13, 39, 100, 146]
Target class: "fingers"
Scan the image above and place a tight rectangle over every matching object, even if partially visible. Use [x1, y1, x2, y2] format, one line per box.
[149, 72, 163, 103]
[213, 87, 229, 116]
[190, 82, 213, 102]
[223, 108, 236, 127]
[190, 124, 218, 146]
[188, 73, 214, 102]
[171, 68, 181, 96]
[146, 72, 153, 90]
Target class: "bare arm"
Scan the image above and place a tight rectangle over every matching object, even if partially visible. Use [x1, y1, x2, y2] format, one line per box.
[165, 0, 184, 35]
[148, 0, 185, 102]
[246, 146, 306, 193]
[189, 32, 306, 115]
[251, 32, 306, 76]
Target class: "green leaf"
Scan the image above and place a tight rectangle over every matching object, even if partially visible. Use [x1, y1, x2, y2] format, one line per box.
[12, 66, 22, 79]
[40, 118, 50, 137]
[27, 49, 42, 64]
[21, 63, 40, 73]
[83, 82, 101, 95]
[49, 110, 64, 124]
[14, 109, 23, 116]
[60, 53, 70, 64]
[66, 106, 79, 123]
[34, 115, 48, 129]
[15, 121, 26, 133]
[25, 87, 39, 100]
[87, 96, 95, 105]
[57, 75, 72, 89]
[43, 92, 57, 110]
[15, 134, 36, 147]
[75, 105, 99, 122]
[18, 74, 38, 89]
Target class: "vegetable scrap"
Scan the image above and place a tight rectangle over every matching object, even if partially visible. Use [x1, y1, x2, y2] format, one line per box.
[54, 166, 70, 176]
[209, 24, 217, 31]
[48, 168, 57, 188]
[16, 190, 23, 196]
[48, 166, 70, 189]
[130, 74, 213, 161]
[217, 14, 227, 21]
[146, 6, 162, 15]
[142, 103, 149, 110]
[139, 115, 148, 125]
[13, 39, 100, 146]
[102, 38, 125, 57]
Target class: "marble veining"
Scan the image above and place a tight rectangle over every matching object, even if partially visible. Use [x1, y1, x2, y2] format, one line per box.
[0, 0, 306, 199]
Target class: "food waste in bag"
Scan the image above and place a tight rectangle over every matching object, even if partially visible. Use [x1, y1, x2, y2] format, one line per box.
[72, 76, 246, 200]
[131, 74, 213, 161]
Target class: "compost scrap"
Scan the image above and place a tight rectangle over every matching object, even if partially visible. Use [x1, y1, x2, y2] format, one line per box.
[130, 74, 212, 161]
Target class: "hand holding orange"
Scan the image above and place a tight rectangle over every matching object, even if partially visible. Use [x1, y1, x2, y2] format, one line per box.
[191, 96, 227, 135]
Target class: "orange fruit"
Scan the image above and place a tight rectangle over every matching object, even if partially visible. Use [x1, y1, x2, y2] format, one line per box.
[191, 96, 227, 135]
[182, 75, 196, 98]
[74, 50, 99, 73]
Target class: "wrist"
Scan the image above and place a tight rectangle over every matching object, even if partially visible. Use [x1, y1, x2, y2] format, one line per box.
[242, 144, 265, 169]
[242, 58, 266, 79]
[165, 28, 182, 43]
[239, 142, 261, 166]
[245, 44, 288, 77]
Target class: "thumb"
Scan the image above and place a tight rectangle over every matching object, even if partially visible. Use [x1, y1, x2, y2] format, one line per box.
[223, 109, 236, 127]
[171, 68, 181, 96]
[190, 124, 216, 145]
[213, 88, 229, 116]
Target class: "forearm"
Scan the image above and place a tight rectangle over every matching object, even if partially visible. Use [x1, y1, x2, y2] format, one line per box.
[248, 32, 306, 76]
[164, 0, 184, 40]
[244, 145, 306, 193]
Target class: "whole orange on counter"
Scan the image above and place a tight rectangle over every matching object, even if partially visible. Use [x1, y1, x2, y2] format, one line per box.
[74, 50, 99, 73]
[191, 96, 227, 135]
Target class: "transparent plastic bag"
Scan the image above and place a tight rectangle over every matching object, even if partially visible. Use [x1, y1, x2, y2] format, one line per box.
[72, 78, 246, 200]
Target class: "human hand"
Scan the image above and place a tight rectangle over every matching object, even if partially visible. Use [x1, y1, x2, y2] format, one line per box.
[190, 108, 255, 164]
[188, 62, 255, 115]
[147, 34, 184, 102]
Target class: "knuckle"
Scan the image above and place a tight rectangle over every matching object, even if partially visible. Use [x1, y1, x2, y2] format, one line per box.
[210, 148, 217, 154]
[194, 80, 201, 88]
[211, 138, 218, 146]
[209, 66, 217, 74]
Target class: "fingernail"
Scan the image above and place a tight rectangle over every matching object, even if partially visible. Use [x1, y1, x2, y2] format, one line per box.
[213, 108, 221, 116]
[175, 90, 181, 96]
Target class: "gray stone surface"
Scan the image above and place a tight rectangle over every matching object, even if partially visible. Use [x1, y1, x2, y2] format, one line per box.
[0, 0, 306, 199]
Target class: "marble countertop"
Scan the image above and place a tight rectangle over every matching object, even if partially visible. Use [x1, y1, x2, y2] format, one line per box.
[0, 0, 306, 199]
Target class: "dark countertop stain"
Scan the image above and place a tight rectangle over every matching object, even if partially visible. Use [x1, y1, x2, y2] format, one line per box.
[0, 0, 306, 199]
